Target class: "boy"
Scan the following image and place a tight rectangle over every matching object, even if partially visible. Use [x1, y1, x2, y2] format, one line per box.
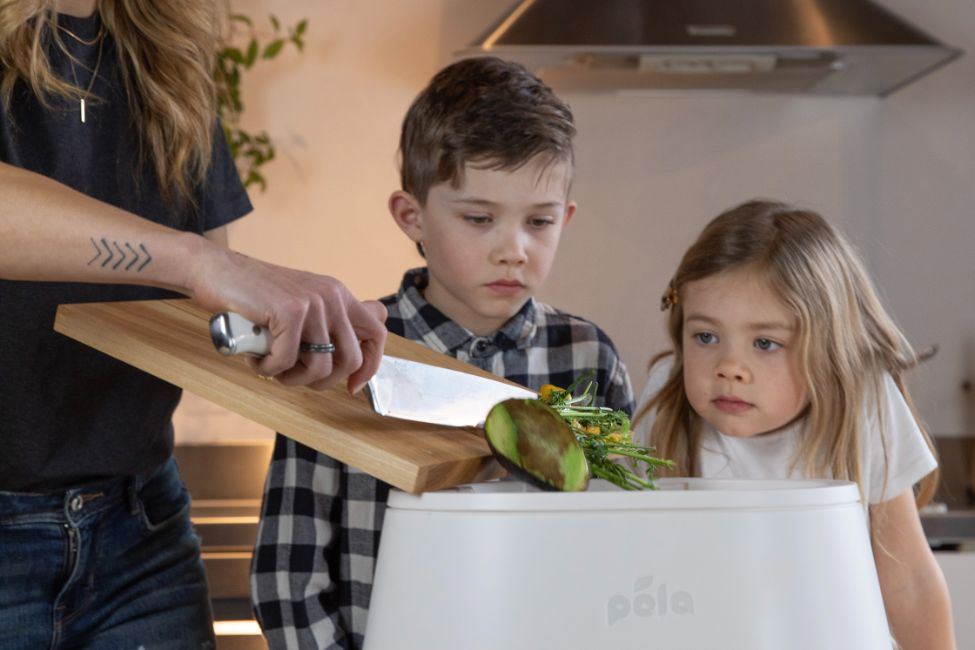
[252, 57, 634, 649]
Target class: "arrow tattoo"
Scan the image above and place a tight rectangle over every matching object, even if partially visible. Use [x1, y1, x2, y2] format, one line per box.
[87, 236, 153, 273]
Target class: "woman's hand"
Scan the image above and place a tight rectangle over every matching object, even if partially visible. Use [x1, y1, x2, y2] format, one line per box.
[182, 235, 387, 393]
[0, 162, 386, 390]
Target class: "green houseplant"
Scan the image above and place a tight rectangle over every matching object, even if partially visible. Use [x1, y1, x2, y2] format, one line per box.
[215, 14, 308, 191]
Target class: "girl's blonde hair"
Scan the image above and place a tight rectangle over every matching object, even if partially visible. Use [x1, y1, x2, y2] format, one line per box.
[638, 200, 937, 506]
[0, 0, 223, 212]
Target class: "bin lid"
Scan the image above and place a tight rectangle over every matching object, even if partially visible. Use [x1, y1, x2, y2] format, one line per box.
[386, 477, 862, 512]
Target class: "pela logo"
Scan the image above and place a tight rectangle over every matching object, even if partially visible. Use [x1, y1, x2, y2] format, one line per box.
[608, 576, 694, 625]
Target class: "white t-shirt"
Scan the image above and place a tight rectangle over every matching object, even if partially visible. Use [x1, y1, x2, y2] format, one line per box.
[633, 357, 937, 505]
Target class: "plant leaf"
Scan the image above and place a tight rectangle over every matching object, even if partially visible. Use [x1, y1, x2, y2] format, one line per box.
[219, 11, 309, 193]
[263, 39, 285, 59]
[222, 47, 244, 64]
[245, 39, 258, 67]
[245, 170, 267, 192]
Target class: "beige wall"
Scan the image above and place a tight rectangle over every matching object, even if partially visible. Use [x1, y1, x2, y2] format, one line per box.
[174, 0, 975, 442]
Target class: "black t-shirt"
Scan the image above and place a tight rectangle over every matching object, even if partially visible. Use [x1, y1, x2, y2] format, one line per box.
[0, 13, 252, 491]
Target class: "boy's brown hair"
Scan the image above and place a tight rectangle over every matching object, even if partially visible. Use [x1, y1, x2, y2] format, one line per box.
[398, 56, 576, 206]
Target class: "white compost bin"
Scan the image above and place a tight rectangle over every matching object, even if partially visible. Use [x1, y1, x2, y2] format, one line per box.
[364, 478, 890, 650]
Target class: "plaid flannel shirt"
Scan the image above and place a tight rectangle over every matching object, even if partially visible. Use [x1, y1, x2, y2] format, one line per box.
[251, 268, 634, 649]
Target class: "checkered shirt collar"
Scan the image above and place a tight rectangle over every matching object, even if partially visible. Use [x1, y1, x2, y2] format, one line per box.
[392, 267, 538, 355]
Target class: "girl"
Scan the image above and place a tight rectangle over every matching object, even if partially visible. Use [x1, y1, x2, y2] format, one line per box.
[634, 200, 954, 650]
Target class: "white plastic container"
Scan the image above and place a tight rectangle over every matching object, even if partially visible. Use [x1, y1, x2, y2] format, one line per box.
[364, 478, 890, 650]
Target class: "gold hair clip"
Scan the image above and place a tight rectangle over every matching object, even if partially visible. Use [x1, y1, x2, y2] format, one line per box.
[660, 281, 679, 311]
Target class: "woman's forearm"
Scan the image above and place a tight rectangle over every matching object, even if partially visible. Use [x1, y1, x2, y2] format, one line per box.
[0, 160, 388, 390]
[0, 160, 199, 292]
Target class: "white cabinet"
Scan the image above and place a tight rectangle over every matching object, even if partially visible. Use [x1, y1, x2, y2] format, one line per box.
[935, 551, 975, 649]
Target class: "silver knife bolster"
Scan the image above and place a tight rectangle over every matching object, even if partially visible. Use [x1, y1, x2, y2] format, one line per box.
[209, 312, 272, 356]
[362, 380, 382, 414]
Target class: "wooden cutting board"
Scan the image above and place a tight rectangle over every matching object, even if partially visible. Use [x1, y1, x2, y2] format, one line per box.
[54, 299, 508, 493]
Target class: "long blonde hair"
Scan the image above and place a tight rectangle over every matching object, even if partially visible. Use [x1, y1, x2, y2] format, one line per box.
[637, 200, 938, 506]
[0, 0, 223, 210]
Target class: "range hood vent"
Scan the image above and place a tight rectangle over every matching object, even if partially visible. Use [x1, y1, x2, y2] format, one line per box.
[457, 0, 962, 96]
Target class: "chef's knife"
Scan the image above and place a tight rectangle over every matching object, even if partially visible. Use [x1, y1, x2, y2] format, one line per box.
[208, 312, 536, 428]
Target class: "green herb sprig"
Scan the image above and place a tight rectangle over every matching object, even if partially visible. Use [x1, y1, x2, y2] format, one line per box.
[540, 372, 674, 490]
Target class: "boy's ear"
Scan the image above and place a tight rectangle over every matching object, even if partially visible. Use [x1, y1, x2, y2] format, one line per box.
[562, 200, 577, 227]
[388, 190, 424, 243]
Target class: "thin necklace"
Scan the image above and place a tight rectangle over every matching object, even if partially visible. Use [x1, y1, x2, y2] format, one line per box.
[58, 23, 104, 47]
[66, 34, 104, 124]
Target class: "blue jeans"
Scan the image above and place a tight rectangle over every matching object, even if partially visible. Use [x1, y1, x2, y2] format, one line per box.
[0, 458, 215, 649]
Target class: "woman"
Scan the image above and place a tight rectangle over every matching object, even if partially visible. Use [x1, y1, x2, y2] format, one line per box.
[0, 1, 385, 646]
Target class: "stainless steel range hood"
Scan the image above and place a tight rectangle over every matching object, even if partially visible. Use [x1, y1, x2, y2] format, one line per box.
[456, 0, 962, 96]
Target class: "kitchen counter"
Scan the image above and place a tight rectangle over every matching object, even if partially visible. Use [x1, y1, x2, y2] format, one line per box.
[175, 443, 270, 650]
[922, 510, 975, 547]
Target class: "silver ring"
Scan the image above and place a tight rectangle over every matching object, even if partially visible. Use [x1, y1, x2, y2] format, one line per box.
[299, 342, 336, 354]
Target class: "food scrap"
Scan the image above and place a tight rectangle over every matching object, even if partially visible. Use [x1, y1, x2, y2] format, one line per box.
[539, 373, 674, 490]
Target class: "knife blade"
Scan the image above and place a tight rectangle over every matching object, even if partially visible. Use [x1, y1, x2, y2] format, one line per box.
[363, 354, 536, 427]
[208, 311, 536, 428]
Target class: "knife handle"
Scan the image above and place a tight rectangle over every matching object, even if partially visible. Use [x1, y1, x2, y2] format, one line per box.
[209, 312, 272, 356]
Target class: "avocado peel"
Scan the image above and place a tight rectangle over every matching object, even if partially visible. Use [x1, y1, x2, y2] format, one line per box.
[484, 398, 590, 492]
